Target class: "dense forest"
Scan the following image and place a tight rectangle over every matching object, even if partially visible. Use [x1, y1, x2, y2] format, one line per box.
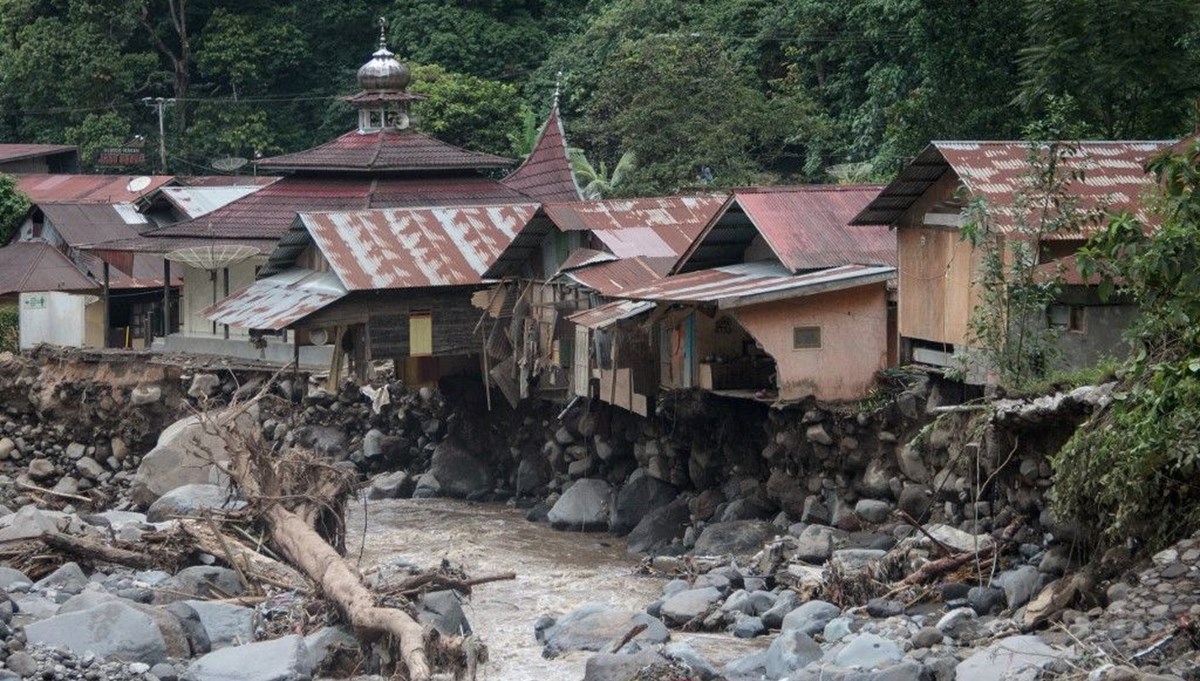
[1, 0, 1198, 194]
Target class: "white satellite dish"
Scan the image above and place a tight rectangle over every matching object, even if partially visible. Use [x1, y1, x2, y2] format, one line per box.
[211, 156, 248, 172]
[394, 112, 410, 130]
[125, 176, 152, 194]
[309, 328, 329, 346]
[165, 244, 259, 270]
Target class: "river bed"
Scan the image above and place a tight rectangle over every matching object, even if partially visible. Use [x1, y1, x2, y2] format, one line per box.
[347, 497, 762, 680]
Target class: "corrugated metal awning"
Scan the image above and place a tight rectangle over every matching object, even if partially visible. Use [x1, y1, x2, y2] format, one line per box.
[202, 269, 347, 330]
[618, 262, 895, 309]
[568, 299, 655, 329]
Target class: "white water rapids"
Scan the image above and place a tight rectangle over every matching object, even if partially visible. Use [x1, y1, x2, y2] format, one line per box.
[346, 498, 763, 680]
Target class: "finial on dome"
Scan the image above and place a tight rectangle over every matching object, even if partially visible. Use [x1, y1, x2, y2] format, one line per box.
[378, 16, 388, 50]
[356, 18, 410, 91]
[553, 71, 563, 108]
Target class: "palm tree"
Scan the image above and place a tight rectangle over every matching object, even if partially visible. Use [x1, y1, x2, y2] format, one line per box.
[508, 107, 539, 159]
[569, 148, 636, 200]
[826, 161, 875, 185]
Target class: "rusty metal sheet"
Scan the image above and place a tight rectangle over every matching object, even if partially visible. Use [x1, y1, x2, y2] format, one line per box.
[39, 203, 150, 246]
[618, 262, 895, 309]
[735, 186, 892, 270]
[256, 129, 513, 173]
[543, 196, 727, 258]
[568, 299, 655, 329]
[0, 143, 76, 163]
[852, 141, 1174, 229]
[300, 204, 539, 290]
[202, 269, 347, 330]
[558, 248, 619, 272]
[0, 242, 97, 296]
[155, 185, 267, 219]
[16, 174, 174, 204]
[561, 256, 672, 296]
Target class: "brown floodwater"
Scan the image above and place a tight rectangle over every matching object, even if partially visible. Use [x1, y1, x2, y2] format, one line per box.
[346, 497, 763, 681]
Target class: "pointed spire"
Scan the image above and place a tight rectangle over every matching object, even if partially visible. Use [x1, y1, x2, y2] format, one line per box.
[553, 71, 563, 109]
[378, 16, 388, 51]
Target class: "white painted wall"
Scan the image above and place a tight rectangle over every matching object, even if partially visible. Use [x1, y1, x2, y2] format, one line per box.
[19, 291, 92, 349]
[179, 259, 261, 338]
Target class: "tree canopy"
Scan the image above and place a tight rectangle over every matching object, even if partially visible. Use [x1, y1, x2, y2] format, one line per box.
[0, 0, 1195, 191]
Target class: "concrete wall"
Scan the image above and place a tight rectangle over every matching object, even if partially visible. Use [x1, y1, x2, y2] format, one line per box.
[19, 292, 89, 349]
[159, 334, 333, 368]
[180, 260, 260, 339]
[734, 283, 889, 402]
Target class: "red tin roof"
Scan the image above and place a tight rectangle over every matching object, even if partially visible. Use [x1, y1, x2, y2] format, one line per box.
[677, 185, 892, 274]
[39, 203, 150, 246]
[254, 129, 514, 173]
[0, 242, 97, 296]
[298, 204, 539, 290]
[558, 247, 618, 272]
[851, 141, 1173, 230]
[0, 143, 77, 163]
[75, 251, 181, 289]
[501, 105, 583, 203]
[568, 299, 655, 329]
[618, 262, 895, 310]
[203, 269, 347, 330]
[544, 196, 727, 258]
[142, 174, 531, 242]
[16, 174, 174, 204]
[559, 256, 673, 296]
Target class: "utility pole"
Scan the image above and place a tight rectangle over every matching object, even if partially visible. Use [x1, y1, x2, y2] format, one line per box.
[142, 97, 175, 172]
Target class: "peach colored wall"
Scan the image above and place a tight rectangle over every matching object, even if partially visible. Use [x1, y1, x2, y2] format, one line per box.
[734, 283, 889, 402]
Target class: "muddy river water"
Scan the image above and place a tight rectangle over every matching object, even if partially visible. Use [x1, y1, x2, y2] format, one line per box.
[347, 498, 762, 680]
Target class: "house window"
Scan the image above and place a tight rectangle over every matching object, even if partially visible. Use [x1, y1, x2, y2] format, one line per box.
[1048, 305, 1086, 333]
[409, 311, 432, 356]
[793, 326, 821, 350]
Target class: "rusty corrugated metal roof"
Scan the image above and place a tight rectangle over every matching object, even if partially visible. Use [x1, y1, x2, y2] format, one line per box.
[202, 269, 347, 330]
[0, 242, 96, 296]
[82, 234, 274, 256]
[618, 262, 894, 309]
[298, 204, 538, 290]
[560, 256, 675, 296]
[501, 105, 583, 203]
[558, 247, 618, 272]
[568, 299, 655, 329]
[39, 203, 150, 246]
[154, 185, 269, 219]
[16, 174, 174, 203]
[146, 174, 531, 242]
[543, 196, 727, 258]
[0, 143, 77, 163]
[851, 141, 1173, 229]
[76, 251, 181, 289]
[677, 185, 891, 274]
[254, 129, 513, 173]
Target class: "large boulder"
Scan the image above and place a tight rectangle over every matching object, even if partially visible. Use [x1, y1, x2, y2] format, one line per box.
[146, 484, 245, 523]
[131, 412, 248, 507]
[781, 600, 842, 637]
[626, 498, 690, 554]
[24, 601, 168, 664]
[692, 520, 775, 557]
[426, 439, 492, 499]
[548, 479, 613, 531]
[186, 634, 313, 681]
[660, 587, 722, 626]
[764, 630, 823, 678]
[583, 650, 672, 681]
[154, 567, 245, 605]
[954, 635, 1066, 681]
[835, 633, 904, 669]
[184, 600, 256, 650]
[610, 472, 678, 536]
[537, 603, 669, 657]
[417, 590, 471, 637]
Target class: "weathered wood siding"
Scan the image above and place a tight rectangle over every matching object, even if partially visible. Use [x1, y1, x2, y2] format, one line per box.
[299, 288, 483, 358]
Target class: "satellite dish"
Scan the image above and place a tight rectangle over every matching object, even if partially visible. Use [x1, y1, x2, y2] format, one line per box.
[309, 328, 329, 346]
[211, 156, 249, 172]
[394, 112, 410, 130]
[165, 244, 259, 270]
[125, 176, 152, 194]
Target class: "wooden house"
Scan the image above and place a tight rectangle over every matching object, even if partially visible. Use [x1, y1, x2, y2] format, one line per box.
[850, 141, 1172, 380]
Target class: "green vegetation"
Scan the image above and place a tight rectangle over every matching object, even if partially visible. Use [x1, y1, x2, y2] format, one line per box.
[0, 173, 29, 245]
[0, 0, 1195, 191]
[0, 306, 17, 353]
[1051, 140, 1200, 551]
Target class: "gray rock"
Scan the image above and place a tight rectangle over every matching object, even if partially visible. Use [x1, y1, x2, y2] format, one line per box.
[304, 625, 358, 671]
[733, 616, 766, 638]
[151, 663, 181, 681]
[25, 601, 168, 664]
[663, 642, 721, 680]
[155, 567, 244, 604]
[912, 626, 943, 648]
[898, 484, 933, 519]
[0, 506, 60, 542]
[660, 587, 721, 626]
[854, 499, 892, 524]
[801, 496, 830, 524]
[967, 585, 1006, 615]
[806, 424, 833, 446]
[188, 374, 221, 398]
[582, 650, 669, 681]
[865, 597, 904, 618]
[794, 524, 837, 563]
[184, 600, 256, 650]
[515, 455, 552, 496]
[57, 590, 119, 614]
[830, 548, 886, 573]
[765, 630, 823, 678]
[131, 414, 239, 507]
[131, 385, 163, 405]
[417, 590, 471, 636]
[692, 520, 775, 557]
[186, 634, 313, 681]
[538, 603, 669, 657]
[76, 456, 105, 480]
[762, 590, 800, 629]
[954, 635, 1066, 681]
[34, 561, 88, 593]
[361, 429, 386, 458]
[147, 483, 245, 523]
[0, 566, 32, 591]
[610, 473, 678, 536]
[781, 600, 841, 636]
[835, 633, 903, 669]
[28, 457, 55, 481]
[548, 479, 613, 531]
[626, 498, 690, 554]
[164, 601, 211, 656]
[365, 471, 410, 500]
[823, 616, 853, 642]
[996, 566, 1041, 610]
[936, 607, 978, 639]
[6, 651, 36, 677]
[427, 439, 492, 499]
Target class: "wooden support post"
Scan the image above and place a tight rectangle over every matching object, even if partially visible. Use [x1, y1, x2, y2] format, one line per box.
[293, 331, 301, 384]
[162, 259, 171, 339]
[222, 267, 230, 339]
[102, 261, 110, 349]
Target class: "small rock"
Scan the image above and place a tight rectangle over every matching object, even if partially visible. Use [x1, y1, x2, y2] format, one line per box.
[912, 626, 943, 648]
[781, 600, 841, 636]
